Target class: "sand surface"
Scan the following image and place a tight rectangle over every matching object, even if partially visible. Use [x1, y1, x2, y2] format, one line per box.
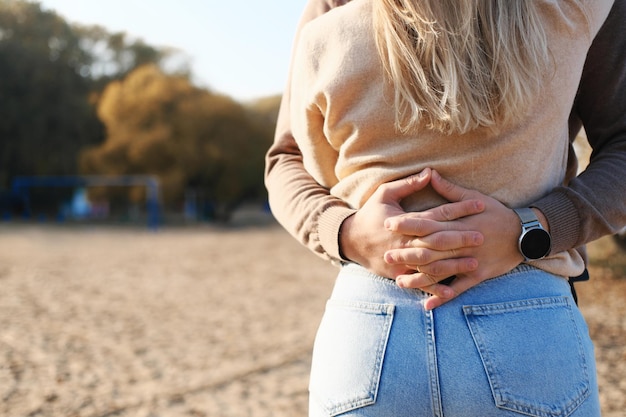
[1, 223, 624, 417]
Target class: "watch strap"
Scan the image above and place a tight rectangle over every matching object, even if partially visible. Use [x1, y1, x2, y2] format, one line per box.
[513, 207, 540, 226]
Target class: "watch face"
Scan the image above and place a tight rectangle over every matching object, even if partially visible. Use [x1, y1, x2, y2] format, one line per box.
[521, 228, 551, 260]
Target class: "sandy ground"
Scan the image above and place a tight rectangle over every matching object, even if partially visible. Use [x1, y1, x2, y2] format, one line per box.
[1, 221, 625, 417]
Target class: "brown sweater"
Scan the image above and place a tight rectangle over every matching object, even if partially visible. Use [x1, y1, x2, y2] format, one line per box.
[266, 0, 626, 276]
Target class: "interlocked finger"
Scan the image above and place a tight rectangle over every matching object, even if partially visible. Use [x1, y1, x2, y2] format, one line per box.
[424, 271, 438, 285]
[423, 273, 486, 310]
[396, 273, 455, 299]
[397, 271, 441, 289]
[413, 265, 436, 280]
[395, 258, 479, 289]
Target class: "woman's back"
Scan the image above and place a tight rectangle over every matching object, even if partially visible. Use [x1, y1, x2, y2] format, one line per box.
[289, 0, 614, 277]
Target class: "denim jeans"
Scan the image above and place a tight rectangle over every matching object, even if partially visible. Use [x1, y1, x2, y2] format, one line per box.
[308, 264, 600, 417]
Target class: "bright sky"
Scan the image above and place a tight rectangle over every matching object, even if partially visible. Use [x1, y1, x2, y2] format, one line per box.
[38, 0, 305, 102]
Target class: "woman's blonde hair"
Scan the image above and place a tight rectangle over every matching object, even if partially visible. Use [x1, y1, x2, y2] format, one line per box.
[373, 0, 550, 134]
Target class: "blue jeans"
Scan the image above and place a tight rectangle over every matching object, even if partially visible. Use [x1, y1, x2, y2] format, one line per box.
[308, 264, 600, 417]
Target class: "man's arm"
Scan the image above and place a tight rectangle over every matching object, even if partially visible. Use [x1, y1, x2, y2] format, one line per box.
[532, 0, 626, 252]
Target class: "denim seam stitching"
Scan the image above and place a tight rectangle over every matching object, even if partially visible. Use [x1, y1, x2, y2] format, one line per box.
[427, 309, 444, 417]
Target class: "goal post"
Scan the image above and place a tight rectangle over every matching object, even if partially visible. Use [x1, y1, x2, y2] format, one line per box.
[11, 175, 161, 229]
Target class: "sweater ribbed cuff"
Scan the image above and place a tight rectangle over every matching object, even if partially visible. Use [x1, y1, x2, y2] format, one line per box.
[531, 190, 581, 254]
[317, 205, 357, 262]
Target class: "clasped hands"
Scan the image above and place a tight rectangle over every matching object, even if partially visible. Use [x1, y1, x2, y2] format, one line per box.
[340, 168, 525, 310]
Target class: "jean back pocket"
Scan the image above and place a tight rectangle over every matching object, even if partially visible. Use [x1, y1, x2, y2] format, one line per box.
[309, 299, 395, 416]
[464, 296, 590, 417]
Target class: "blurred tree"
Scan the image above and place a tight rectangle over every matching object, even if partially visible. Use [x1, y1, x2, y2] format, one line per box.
[81, 65, 275, 221]
[0, 0, 103, 189]
[246, 95, 282, 126]
[0, 0, 278, 222]
[0, 0, 190, 192]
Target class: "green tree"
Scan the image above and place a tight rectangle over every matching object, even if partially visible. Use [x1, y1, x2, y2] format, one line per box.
[0, 0, 103, 188]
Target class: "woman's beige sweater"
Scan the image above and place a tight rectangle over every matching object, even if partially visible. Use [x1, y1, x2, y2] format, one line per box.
[286, 0, 614, 278]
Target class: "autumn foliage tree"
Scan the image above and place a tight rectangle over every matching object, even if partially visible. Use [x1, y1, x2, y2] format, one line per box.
[81, 65, 273, 220]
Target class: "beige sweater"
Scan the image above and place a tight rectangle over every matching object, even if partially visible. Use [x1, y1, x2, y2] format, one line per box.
[287, 0, 614, 278]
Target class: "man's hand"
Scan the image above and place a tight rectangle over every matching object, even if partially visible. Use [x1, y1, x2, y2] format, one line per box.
[385, 170, 524, 309]
[340, 169, 486, 293]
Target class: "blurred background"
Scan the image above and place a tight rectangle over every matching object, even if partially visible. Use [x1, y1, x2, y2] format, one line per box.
[0, 0, 302, 225]
[0, 1, 625, 417]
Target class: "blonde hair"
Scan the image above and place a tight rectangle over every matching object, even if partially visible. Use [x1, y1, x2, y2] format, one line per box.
[373, 0, 550, 134]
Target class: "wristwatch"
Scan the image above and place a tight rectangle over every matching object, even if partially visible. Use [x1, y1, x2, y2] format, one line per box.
[513, 207, 552, 261]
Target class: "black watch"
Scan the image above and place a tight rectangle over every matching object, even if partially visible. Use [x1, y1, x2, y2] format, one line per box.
[513, 207, 552, 261]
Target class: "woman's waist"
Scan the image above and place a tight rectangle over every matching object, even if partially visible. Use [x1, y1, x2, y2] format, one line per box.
[331, 156, 564, 211]
[331, 263, 576, 307]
